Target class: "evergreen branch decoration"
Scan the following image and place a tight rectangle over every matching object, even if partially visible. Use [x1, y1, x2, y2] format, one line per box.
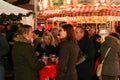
[0, 11, 34, 24]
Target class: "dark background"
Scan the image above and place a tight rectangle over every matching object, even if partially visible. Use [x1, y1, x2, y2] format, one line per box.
[4, 0, 30, 5]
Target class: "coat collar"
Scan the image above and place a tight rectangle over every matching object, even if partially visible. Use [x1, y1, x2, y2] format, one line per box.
[106, 35, 120, 44]
[14, 35, 31, 44]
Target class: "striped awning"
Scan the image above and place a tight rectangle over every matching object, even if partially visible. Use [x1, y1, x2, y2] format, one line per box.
[71, 5, 120, 16]
[38, 5, 120, 19]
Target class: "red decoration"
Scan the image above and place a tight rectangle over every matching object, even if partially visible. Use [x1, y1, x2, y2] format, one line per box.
[37, 5, 120, 19]
[39, 64, 58, 80]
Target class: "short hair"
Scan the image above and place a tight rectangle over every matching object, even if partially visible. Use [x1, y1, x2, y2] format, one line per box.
[76, 26, 89, 37]
[92, 34, 101, 41]
[33, 29, 43, 37]
[17, 24, 32, 35]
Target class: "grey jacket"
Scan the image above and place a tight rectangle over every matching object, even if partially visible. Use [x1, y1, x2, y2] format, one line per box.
[100, 35, 120, 76]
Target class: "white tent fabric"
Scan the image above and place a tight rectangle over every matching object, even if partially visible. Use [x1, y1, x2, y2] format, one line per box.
[0, 0, 30, 15]
[21, 15, 34, 27]
[0, 0, 34, 27]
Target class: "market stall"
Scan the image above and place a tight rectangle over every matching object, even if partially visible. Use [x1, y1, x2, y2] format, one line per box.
[37, 5, 120, 32]
[38, 5, 120, 18]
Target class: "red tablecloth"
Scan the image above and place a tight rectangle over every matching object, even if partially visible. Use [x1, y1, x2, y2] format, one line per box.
[39, 64, 58, 80]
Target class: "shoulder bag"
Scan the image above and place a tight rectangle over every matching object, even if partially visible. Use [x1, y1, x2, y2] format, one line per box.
[96, 47, 111, 77]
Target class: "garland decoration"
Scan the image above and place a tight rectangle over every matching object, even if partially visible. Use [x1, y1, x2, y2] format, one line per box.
[0, 11, 34, 24]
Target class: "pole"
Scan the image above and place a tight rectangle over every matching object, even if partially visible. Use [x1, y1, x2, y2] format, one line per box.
[34, 0, 38, 29]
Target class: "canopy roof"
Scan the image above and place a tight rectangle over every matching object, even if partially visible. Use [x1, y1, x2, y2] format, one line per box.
[38, 5, 120, 19]
[0, 0, 30, 15]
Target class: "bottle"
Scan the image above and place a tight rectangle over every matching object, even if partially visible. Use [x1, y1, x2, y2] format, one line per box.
[42, 53, 48, 64]
[51, 54, 56, 64]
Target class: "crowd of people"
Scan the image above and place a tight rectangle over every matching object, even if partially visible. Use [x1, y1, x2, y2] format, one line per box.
[0, 23, 120, 80]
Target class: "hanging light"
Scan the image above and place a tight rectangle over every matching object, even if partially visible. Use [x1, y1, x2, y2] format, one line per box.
[43, 0, 48, 9]
[38, 0, 43, 10]
[66, 0, 71, 4]
[94, 3, 100, 6]
[100, 0, 105, 3]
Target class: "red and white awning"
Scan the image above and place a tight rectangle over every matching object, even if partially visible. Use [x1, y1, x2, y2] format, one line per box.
[38, 5, 120, 19]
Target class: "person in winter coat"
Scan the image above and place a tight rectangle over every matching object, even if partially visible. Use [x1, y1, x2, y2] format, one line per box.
[0, 29, 9, 80]
[56, 24, 81, 80]
[100, 32, 120, 80]
[75, 26, 95, 80]
[35, 31, 56, 58]
[12, 25, 46, 80]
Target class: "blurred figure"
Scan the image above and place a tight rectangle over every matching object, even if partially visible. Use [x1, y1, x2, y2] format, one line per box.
[100, 32, 120, 80]
[87, 26, 95, 39]
[35, 31, 56, 58]
[12, 25, 45, 80]
[116, 26, 120, 80]
[0, 29, 6, 37]
[51, 27, 60, 46]
[75, 26, 95, 80]
[33, 29, 43, 49]
[0, 29, 9, 80]
[116, 26, 120, 34]
[92, 34, 102, 62]
[5, 23, 20, 76]
[92, 34, 102, 80]
[56, 24, 80, 80]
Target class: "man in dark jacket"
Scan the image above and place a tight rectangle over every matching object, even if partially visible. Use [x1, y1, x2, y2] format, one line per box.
[75, 26, 95, 80]
[0, 30, 9, 80]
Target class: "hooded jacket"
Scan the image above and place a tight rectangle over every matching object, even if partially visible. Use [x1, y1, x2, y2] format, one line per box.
[101, 35, 120, 76]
